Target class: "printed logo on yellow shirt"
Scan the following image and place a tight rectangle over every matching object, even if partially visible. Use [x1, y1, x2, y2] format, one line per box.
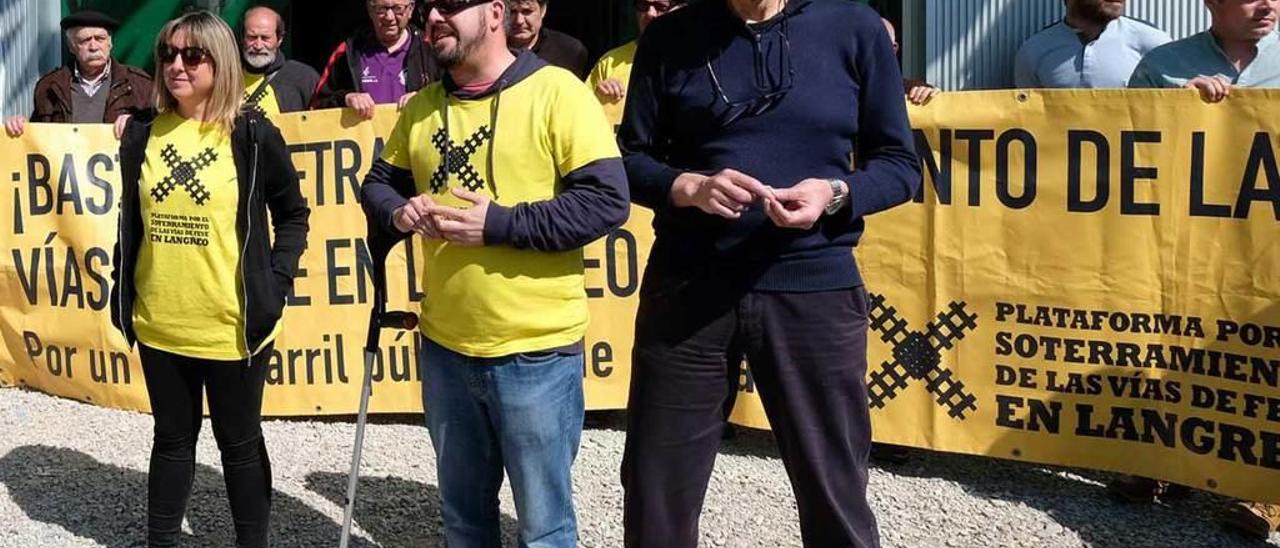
[380, 66, 622, 357]
[133, 112, 280, 360]
[151, 144, 217, 206]
[429, 126, 493, 194]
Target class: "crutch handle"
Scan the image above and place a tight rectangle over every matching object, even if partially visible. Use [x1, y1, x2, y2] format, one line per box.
[378, 311, 419, 330]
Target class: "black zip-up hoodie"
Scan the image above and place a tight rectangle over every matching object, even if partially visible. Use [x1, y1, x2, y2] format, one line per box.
[111, 110, 311, 356]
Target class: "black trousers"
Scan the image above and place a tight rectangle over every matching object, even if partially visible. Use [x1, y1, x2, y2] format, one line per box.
[621, 269, 878, 548]
[139, 344, 273, 548]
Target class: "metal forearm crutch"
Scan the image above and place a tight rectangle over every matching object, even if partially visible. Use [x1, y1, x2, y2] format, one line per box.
[340, 215, 415, 548]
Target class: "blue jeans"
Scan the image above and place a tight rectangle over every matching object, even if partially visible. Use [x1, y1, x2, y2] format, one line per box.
[420, 338, 584, 548]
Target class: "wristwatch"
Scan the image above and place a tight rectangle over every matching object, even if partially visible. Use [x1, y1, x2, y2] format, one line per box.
[823, 179, 849, 216]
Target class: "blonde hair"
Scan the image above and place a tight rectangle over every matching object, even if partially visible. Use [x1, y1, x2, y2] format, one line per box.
[153, 11, 244, 134]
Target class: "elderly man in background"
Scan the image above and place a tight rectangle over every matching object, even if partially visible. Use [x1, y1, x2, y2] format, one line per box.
[1015, 0, 1170, 88]
[241, 5, 321, 115]
[4, 10, 152, 137]
[1123, 2, 1280, 539]
[312, 0, 440, 118]
[508, 0, 589, 78]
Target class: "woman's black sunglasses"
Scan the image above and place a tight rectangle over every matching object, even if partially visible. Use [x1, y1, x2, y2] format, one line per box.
[157, 45, 212, 66]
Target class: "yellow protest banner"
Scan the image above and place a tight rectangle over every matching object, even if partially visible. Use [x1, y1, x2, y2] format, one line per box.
[0, 106, 647, 416]
[1, 91, 1277, 503]
[856, 89, 1280, 504]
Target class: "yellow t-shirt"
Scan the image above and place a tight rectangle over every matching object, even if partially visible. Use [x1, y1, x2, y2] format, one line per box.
[243, 72, 281, 116]
[133, 112, 280, 360]
[381, 66, 621, 358]
[586, 41, 637, 129]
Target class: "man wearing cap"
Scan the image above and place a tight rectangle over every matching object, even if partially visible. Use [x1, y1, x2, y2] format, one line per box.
[4, 10, 152, 137]
[241, 5, 321, 115]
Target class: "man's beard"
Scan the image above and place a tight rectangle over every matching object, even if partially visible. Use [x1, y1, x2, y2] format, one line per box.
[435, 24, 486, 68]
[1076, 1, 1123, 26]
[244, 49, 277, 69]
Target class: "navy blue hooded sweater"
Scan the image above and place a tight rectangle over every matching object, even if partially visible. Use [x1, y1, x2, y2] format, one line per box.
[619, 0, 921, 291]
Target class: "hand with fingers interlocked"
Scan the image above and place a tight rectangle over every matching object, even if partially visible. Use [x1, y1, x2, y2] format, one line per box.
[394, 188, 490, 245]
[393, 194, 443, 238]
[670, 168, 775, 219]
[424, 188, 490, 246]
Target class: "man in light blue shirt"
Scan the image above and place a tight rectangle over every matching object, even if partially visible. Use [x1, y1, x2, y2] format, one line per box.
[1015, 0, 1170, 88]
[1129, 0, 1280, 100]
[1117, 1, 1280, 540]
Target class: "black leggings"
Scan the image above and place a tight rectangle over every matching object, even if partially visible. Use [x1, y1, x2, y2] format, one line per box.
[139, 343, 273, 548]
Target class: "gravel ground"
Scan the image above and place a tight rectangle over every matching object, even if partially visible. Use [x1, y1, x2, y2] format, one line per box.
[1, 386, 1276, 548]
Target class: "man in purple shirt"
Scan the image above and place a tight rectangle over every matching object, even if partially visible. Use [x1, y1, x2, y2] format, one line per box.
[312, 0, 440, 117]
[360, 45, 409, 103]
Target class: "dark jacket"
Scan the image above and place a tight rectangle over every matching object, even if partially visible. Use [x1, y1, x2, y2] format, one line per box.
[111, 110, 311, 354]
[530, 28, 589, 80]
[311, 28, 440, 109]
[244, 53, 321, 113]
[30, 59, 153, 123]
[360, 50, 629, 253]
[619, 0, 920, 291]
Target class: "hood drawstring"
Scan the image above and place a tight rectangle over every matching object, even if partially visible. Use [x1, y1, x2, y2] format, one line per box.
[486, 83, 504, 199]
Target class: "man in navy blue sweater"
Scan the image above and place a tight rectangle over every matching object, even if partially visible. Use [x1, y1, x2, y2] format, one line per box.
[618, 0, 920, 546]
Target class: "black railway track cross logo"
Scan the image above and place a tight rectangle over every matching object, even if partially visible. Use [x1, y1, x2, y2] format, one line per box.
[244, 85, 269, 115]
[867, 292, 979, 420]
[429, 126, 493, 194]
[152, 144, 216, 205]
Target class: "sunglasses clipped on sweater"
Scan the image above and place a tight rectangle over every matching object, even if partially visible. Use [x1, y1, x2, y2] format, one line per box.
[157, 45, 212, 66]
[706, 17, 794, 126]
[423, 0, 493, 16]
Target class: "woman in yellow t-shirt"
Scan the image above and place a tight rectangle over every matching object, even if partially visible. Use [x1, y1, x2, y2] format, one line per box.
[110, 11, 309, 547]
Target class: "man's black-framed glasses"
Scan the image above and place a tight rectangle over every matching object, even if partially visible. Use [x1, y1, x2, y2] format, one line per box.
[369, 1, 414, 16]
[705, 22, 794, 126]
[423, 0, 491, 16]
[635, 0, 677, 14]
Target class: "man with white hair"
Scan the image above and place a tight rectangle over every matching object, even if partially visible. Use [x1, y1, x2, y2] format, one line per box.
[240, 5, 321, 114]
[4, 10, 152, 137]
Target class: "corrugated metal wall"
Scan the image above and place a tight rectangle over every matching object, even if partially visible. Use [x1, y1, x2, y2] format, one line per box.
[0, 0, 1215, 112]
[923, 0, 1210, 91]
[0, 0, 62, 118]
